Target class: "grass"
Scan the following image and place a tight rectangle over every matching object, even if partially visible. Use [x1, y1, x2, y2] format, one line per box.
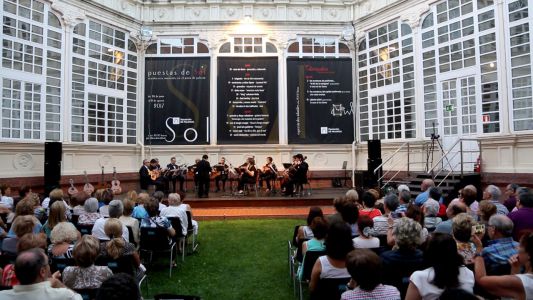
[141, 218, 301, 300]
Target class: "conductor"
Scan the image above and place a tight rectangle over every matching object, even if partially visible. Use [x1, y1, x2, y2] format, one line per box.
[195, 154, 212, 198]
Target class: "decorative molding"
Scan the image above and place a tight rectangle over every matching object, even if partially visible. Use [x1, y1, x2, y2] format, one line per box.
[51, 2, 86, 28]
[13, 153, 34, 171]
[99, 154, 114, 168]
[400, 3, 431, 29]
[199, 31, 229, 51]
[267, 31, 298, 50]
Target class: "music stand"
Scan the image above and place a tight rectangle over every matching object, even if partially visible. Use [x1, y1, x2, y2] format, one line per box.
[282, 163, 292, 169]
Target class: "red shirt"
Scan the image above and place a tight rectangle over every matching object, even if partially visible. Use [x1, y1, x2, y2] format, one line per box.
[359, 208, 382, 219]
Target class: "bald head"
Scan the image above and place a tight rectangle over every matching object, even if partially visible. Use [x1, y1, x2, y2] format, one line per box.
[488, 214, 514, 238]
[15, 248, 48, 285]
[421, 179, 435, 192]
[447, 201, 467, 218]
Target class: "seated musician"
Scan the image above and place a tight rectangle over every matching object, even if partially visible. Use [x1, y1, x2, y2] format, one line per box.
[189, 159, 201, 190]
[282, 154, 308, 196]
[214, 157, 229, 192]
[166, 157, 185, 193]
[237, 157, 257, 194]
[259, 156, 278, 192]
[281, 155, 298, 196]
[149, 158, 164, 191]
[294, 154, 309, 186]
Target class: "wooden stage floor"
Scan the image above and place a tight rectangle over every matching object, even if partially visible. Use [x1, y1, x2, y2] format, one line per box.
[179, 187, 348, 220]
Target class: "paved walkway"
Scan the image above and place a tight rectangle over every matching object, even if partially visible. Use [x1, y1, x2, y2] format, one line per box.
[194, 206, 335, 220]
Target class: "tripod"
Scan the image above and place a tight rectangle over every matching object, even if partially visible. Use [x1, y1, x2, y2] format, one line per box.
[425, 123, 453, 175]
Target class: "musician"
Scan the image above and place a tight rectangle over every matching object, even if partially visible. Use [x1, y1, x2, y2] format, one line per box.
[195, 155, 212, 198]
[214, 157, 229, 192]
[259, 156, 278, 192]
[189, 159, 200, 191]
[139, 159, 152, 191]
[166, 157, 185, 193]
[281, 155, 299, 196]
[294, 154, 309, 186]
[237, 157, 257, 194]
[149, 158, 164, 191]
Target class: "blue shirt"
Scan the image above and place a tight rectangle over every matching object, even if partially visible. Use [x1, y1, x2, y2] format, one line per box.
[414, 191, 429, 206]
[482, 237, 518, 274]
[132, 205, 148, 219]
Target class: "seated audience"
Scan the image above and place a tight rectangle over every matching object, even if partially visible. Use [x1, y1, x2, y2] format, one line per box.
[434, 201, 467, 234]
[42, 201, 67, 238]
[153, 191, 167, 211]
[381, 217, 426, 297]
[406, 233, 474, 300]
[0, 248, 82, 300]
[396, 188, 411, 215]
[298, 206, 324, 242]
[423, 188, 442, 232]
[449, 185, 479, 218]
[345, 189, 360, 208]
[474, 214, 518, 275]
[414, 179, 435, 206]
[2, 215, 36, 255]
[352, 215, 379, 249]
[404, 204, 429, 244]
[175, 192, 199, 236]
[1, 233, 47, 286]
[63, 235, 113, 290]
[95, 273, 141, 300]
[452, 213, 477, 265]
[483, 185, 509, 215]
[309, 221, 354, 292]
[503, 183, 520, 212]
[341, 249, 400, 300]
[118, 199, 140, 247]
[19, 193, 45, 223]
[359, 191, 381, 219]
[508, 187, 533, 241]
[474, 233, 533, 299]
[78, 198, 101, 225]
[477, 200, 497, 225]
[71, 192, 89, 216]
[160, 193, 189, 236]
[7, 201, 42, 237]
[97, 189, 114, 218]
[48, 222, 79, 259]
[140, 198, 176, 243]
[297, 216, 328, 280]
[43, 188, 71, 219]
[373, 193, 400, 236]
[131, 192, 150, 219]
[438, 288, 479, 300]
[0, 183, 14, 210]
[92, 200, 129, 242]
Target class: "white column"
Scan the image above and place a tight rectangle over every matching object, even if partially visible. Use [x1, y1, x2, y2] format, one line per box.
[278, 47, 288, 145]
[494, 0, 511, 135]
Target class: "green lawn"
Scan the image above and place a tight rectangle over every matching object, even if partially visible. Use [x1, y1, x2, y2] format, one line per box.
[141, 218, 301, 300]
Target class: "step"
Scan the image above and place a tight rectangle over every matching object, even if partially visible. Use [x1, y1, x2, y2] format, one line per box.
[194, 206, 336, 220]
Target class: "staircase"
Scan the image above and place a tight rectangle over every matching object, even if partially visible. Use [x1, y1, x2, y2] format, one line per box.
[405, 172, 481, 200]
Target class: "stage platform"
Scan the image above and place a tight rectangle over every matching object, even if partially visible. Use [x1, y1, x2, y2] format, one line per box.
[181, 187, 348, 220]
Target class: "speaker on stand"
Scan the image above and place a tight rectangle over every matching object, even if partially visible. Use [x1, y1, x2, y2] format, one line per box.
[367, 140, 382, 188]
[44, 142, 62, 196]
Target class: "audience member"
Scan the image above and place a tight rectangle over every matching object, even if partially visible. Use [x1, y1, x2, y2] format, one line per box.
[48, 222, 79, 259]
[483, 185, 509, 215]
[63, 235, 113, 290]
[438, 288, 479, 300]
[405, 204, 429, 244]
[473, 214, 518, 275]
[100, 218, 142, 273]
[7, 201, 42, 237]
[2, 215, 36, 255]
[381, 218, 426, 297]
[132, 193, 149, 219]
[434, 201, 467, 234]
[373, 193, 400, 236]
[43, 188, 71, 219]
[160, 193, 189, 237]
[1, 233, 47, 286]
[406, 233, 474, 299]
[352, 215, 379, 249]
[118, 199, 140, 246]
[477, 200, 497, 225]
[414, 179, 435, 206]
[359, 191, 381, 219]
[97, 189, 114, 218]
[309, 221, 353, 292]
[328, 197, 359, 237]
[503, 183, 520, 212]
[95, 273, 141, 300]
[78, 197, 101, 225]
[153, 191, 167, 211]
[140, 198, 176, 243]
[297, 216, 327, 280]
[71, 192, 89, 216]
[0, 248, 82, 300]
[508, 187, 533, 241]
[0, 183, 14, 210]
[341, 249, 400, 300]
[92, 200, 129, 242]
[175, 192, 199, 236]
[423, 189, 442, 232]
[345, 189, 359, 207]
[396, 189, 411, 215]
[42, 201, 67, 238]
[474, 233, 533, 299]
[452, 213, 477, 265]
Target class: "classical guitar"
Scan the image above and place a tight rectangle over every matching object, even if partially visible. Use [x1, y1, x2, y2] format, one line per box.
[68, 178, 78, 196]
[83, 171, 94, 195]
[98, 166, 106, 189]
[111, 167, 122, 195]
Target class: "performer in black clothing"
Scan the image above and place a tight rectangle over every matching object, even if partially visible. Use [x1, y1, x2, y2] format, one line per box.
[259, 156, 278, 191]
[139, 159, 152, 191]
[149, 158, 165, 191]
[165, 157, 185, 193]
[189, 159, 200, 191]
[294, 154, 309, 185]
[281, 154, 308, 196]
[237, 157, 257, 193]
[214, 157, 229, 192]
[195, 155, 212, 198]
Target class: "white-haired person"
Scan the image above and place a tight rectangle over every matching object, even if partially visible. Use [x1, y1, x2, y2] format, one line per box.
[48, 222, 80, 259]
[423, 188, 442, 232]
[160, 193, 188, 236]
[78, 198, 102, 225]
[483, 185, 509, 215]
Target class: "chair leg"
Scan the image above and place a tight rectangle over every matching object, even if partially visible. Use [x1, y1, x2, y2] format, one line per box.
[181, 239, 185, 262]
[169, 244, 175, 278]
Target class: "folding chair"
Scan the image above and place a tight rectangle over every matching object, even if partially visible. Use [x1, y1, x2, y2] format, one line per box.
[70, 214, 79, 225]
[295, 171, 312, 197]
[139, 226, 177, 277]
[186, 211, 198, 253]
[49, 257, 75, 274]
[297, 250, 326, 300]
[126, 226, 137, 248]
[95, 255, 136, 276]
[75, 223, 94, 236]
[310, 277, 351, 300]
[243, 173, 260, 197]
[167, 217, 186, 262]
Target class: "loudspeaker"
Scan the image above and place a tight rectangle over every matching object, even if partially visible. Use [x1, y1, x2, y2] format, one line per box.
[368, 139, 382, 160]
[367, 158, 383, 188]
[44, 142, 62, 195]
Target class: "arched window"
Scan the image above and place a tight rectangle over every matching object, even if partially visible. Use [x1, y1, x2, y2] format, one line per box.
[1, 0, 63, 141]
[218, 37, 277, 54]
[70, 20, 138, 144]
[147, 38, 210, 56]
[286, 37, 351, 58]
[357, 20, 415, 141]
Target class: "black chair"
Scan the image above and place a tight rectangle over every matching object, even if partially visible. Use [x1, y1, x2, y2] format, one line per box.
[74, 288, 98, 300]
[310, 277, 351, 300]
[49, 257, 75, 274]
[75, 223, 94, 236]
[297, 250, 326, 300]
[126, 226, 137, 247]
[139, 226, 177, 277]
[185, 211, 197, 252]
[95, 255, 136, 276]
[70, 214, 79, 225]
[154, 294, 201, 300]
[167, 217, 186, 262]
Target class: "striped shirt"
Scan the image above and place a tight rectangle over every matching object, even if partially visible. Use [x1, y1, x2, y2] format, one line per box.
[341, 284, 401, 300]
[482, 237, 518, 274]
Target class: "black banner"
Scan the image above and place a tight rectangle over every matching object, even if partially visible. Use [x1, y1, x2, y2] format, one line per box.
[144, 57, 210, 145]
[287, 58, 354, 144]
[217, 57, 279, 144]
